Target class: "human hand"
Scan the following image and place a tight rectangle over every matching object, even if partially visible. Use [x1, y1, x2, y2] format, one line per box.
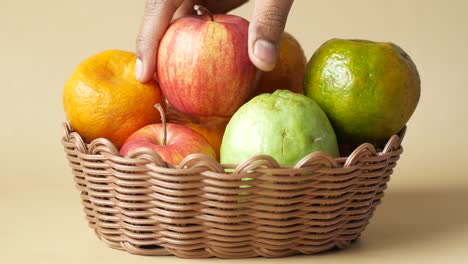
[136, 0, 294, 83]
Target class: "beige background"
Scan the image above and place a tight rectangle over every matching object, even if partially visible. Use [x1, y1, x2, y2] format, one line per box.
[1, 0, 468, 263]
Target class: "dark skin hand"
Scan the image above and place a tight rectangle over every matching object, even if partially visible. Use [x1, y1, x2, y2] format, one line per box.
[135, 0, 295, 83]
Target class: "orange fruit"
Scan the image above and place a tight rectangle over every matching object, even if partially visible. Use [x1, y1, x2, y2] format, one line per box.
[63, 50, 165, 148]
[184, 120, 229, 160]
[166, 105, 229, 160]
[253, 32, 307, 96]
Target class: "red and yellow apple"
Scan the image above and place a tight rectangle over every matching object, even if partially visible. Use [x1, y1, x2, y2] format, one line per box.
[252, 32, 307, 96]
[157, 8, 256, 117]
[120, 122, 216, 166]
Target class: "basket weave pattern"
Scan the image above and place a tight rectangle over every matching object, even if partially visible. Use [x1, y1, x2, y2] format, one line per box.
[62, 122, 404, 258]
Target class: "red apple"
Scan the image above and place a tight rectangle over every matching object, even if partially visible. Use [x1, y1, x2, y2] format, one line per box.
[157, 6, 256, 118]
[120, 105, 216, 165]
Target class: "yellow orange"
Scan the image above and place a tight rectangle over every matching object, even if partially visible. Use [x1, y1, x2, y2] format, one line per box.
[63, 50, 165, 148]
[166, 105, 229, 160]
[254, 32, 307, 95]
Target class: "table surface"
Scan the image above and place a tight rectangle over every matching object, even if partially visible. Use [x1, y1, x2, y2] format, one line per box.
[2, 0, 468, 263]
[3, 184, 468, 264]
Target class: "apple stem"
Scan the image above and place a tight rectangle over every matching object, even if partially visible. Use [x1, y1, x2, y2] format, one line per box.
[155, 103, 167, 146]
[194, 5, 214, 21]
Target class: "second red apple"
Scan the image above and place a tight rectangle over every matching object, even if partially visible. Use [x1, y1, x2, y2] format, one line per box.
[119, 123, 216, 166]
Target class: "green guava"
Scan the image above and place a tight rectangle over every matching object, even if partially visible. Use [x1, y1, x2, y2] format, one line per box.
[220, 90, 339, 166]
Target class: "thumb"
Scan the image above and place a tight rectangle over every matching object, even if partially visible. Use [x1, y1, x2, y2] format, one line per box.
[136, 0, 184, 83]
[249, 0, 294, 71]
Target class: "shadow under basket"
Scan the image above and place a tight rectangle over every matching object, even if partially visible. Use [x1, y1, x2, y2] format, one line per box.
[61, 122, 405, 258]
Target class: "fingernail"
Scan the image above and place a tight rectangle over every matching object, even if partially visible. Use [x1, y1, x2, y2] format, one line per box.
[253, 39, 277, 70]
[136, 58, 143, 82]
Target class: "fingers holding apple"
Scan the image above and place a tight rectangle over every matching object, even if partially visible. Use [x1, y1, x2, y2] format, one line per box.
[157, 7, 256, 118]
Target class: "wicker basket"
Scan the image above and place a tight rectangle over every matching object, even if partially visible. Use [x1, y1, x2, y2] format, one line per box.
[62, 122, 405, 258]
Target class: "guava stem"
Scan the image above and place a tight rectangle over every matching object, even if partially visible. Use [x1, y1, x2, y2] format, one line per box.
[155, 104, 167, 146]
[194, 5, 214, 21]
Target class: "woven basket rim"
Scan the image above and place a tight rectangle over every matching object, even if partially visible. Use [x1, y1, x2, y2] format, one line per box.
[62, 122, 405, 171]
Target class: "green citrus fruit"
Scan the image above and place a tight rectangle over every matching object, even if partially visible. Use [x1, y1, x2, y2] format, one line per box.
[304, 39, 420, 145]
